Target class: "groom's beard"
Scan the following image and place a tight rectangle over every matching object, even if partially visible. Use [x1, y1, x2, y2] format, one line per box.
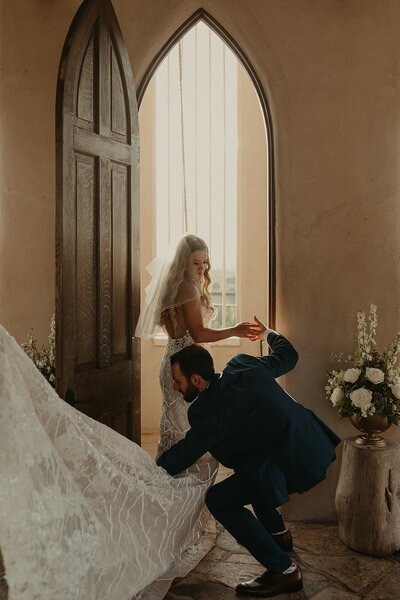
[183, 380, 200, 403]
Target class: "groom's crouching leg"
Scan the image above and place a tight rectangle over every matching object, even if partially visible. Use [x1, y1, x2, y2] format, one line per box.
[206, 477, 303, 597]
[205, 476, 292, 575]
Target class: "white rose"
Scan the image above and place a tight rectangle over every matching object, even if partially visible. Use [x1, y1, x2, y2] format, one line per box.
[330, 387, 343, 407]
[365, 367, 385, 385]
[391, 383, 400, 400]
[344, 368, 362, 383]
[350, 387, 373, 417]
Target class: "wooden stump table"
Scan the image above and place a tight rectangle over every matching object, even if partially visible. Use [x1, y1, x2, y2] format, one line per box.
[335, 438, 400, 556]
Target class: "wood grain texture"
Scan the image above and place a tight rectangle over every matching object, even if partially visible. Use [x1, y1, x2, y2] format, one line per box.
[111, 163, 128, 358]
[74, 126, 131, 162]
[98, 157, 112, 369]
[336, 438, 400, 556]
[76, 154, 96, 366]
[56, 0, 140, 441]
[77, 36, 94, 124]
[110, 41, 127, 139]
[99, 14, 111, 138]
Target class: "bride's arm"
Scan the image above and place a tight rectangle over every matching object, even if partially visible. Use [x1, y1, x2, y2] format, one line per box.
[182, 297, 254, 343]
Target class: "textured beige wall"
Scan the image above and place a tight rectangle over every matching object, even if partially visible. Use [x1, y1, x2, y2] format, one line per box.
[1, 0, 400, 519]
[0, 1, 83, 343]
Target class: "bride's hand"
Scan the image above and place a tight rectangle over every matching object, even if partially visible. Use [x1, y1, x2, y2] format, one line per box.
[247, 315, 267, 341]
[234, 320, 263, 339]
[233, 321, 257, 338]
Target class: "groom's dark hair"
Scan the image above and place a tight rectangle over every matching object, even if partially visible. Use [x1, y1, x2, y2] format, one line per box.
[170, 345, 215, 380]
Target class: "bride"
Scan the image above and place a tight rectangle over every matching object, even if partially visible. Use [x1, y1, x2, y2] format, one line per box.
[137, 235, 254, 462]
[0, 235, 256, 600]
[135, 234, 255, 593]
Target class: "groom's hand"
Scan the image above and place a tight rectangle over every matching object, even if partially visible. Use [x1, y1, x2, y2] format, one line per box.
[248, 315, 268, 341]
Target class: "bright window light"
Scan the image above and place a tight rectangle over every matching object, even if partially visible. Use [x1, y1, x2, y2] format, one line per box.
[155, 22, 238, 327]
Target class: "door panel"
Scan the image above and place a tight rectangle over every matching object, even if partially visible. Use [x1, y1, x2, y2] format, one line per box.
[111, 163, 129, 357]
[77, 36, 95, 124]
[76, 153, 97, 368]
[111, 45, 128, 138]
[56, 0, 140, 442]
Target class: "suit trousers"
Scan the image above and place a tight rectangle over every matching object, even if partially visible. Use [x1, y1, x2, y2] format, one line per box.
[205, 473, 292, 573]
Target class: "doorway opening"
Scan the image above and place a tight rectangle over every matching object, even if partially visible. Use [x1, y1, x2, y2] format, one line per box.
[138, 13, 272, 437]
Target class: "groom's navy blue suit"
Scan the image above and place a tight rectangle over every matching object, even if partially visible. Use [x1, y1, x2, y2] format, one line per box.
[157, 331, 341, 572]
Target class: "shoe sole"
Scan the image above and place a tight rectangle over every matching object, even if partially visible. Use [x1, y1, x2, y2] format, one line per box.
[236, 581, 303, 597]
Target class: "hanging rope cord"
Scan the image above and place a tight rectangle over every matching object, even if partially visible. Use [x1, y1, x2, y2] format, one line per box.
[178, 40, 188, 232]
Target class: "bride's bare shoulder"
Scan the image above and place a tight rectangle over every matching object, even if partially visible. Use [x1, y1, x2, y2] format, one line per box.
[177, 278, 201, 301]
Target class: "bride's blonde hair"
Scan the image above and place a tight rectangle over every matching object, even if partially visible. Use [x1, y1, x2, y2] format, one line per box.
[159, 235, 214, 331]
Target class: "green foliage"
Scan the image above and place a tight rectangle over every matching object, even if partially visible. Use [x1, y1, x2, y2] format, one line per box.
[21, 315, 56, 387]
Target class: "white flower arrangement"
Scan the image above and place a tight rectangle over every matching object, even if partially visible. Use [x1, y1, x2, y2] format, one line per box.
[21, 315, 56, 387]
[326, 304, 400, 424]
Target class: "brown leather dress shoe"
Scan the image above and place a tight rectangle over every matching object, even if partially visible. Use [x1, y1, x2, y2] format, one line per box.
[235, 565, 303, 597]
[271, 529, 293, 552]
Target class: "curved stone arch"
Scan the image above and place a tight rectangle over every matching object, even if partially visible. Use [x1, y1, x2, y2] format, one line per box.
[137, 7, 276, 326]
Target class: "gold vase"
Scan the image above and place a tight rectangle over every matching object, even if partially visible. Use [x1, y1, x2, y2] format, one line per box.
[350, 414, 391, 447]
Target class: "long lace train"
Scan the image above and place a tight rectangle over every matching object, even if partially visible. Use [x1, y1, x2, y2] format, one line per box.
[0, 326, 212, 600]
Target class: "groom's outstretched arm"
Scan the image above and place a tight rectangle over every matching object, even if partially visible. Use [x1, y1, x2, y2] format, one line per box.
[242, 317, 298, 379]
[259, 330, 299, 378]
[157, 426, 219, 476]
[229, 329, 298, 379]
[249, 317, 299, 378]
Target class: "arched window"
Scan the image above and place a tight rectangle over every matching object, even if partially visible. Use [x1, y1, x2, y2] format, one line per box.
[138, 9, 274, 433]
[139, 11, 274, 348]
[154, 22, 238, 327]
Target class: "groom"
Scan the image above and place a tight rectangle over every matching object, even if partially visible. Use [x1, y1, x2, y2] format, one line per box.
[157, 317, 341, 598]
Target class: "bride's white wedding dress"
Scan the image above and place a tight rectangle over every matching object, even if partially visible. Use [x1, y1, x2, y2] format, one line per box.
[0, 325, 214, 600]
[158, 306, 219, 475]
[149, 306, 219, 598]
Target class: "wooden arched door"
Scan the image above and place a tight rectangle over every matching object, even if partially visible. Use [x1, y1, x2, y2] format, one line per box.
[56, 0, 140, 442]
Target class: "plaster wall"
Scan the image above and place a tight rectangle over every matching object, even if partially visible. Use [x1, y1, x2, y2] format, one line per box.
[1, 0, 400, 519]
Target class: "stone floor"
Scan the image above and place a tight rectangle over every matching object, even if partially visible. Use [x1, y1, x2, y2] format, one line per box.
[2, 523, 399, 600]
[164, 523, 400, 600]
[1, 434, 400, 599]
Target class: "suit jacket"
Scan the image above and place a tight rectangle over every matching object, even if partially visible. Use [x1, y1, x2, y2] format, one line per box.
[157, 331, 341, 507]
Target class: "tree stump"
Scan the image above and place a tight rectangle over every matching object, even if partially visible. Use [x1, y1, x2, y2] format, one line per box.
[335, 438, 400, 556]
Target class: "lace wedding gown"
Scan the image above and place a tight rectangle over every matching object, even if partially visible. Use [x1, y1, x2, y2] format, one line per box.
[150, 306, 219, 597]
[0, 325, 213, 600]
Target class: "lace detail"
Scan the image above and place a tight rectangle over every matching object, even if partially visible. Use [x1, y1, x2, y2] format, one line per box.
[0, 326, 214, 600]
[157, 306, 217, 465]
[150, 306, 219, 594]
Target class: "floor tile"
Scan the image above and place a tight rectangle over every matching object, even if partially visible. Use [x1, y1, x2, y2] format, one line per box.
[363, 563, 400, 600]
[298, 552, 393, 593]
[309, 587, 361, 599]
[165, 579, 238, 599]
[290, 522, 352, 555]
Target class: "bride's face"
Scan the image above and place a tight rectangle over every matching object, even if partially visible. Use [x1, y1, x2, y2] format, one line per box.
[185, 250, 208, 282]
